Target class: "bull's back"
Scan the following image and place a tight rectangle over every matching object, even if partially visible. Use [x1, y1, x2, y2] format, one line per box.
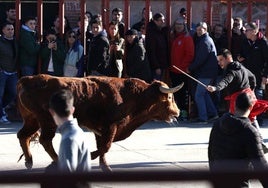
[17, 74, 125, 118]
[17, 75, 88, 114]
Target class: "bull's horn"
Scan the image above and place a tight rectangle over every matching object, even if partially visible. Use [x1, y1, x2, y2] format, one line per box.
[159, 82, 184, 94]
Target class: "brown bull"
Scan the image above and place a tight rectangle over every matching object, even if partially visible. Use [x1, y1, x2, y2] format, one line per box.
[17, 74, 182, 172]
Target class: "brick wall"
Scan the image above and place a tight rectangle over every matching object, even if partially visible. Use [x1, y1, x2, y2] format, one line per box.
[65, 1, 81, 28]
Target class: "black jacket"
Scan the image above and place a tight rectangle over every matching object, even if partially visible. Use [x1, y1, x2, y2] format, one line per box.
[0, 36, 18, 72]
[145, 20, 169, 70]
[87, 30, 110, 75]
[240, 33, 268, 88]
[125, 37, 151, 82]
[208, 113, 268, 187]
[215, 61, 256, 95]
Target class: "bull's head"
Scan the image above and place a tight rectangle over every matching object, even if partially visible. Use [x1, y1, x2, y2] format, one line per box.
[147, 82, 184, 123]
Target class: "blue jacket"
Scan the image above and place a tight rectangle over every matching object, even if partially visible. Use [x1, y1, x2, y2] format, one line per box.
[189, 33, 218, 79]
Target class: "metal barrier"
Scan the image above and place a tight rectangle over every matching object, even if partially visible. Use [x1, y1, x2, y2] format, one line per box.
[0, 168, 268, 186]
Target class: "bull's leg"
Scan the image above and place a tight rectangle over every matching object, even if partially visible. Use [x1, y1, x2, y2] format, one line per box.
[92, 125, 117, 172]
[17, 119, 40, 169]
[39, 125, 58, 162]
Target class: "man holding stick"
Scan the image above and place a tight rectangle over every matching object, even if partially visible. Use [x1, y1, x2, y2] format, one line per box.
[207, 48, 268, 152]
[207, 48, 261, 125]
[207, 49, 256, 115]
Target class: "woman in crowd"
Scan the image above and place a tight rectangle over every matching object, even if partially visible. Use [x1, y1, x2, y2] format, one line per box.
[107, 21, 124, 77]
[51, 15, 72, 40]
[63, 30, 84, 77]
[124, 29, 151, 83]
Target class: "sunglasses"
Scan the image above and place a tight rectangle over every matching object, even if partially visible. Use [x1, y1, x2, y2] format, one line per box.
[68, 35, 76, 39]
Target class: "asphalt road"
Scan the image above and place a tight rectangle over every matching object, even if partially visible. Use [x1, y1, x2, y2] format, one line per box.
[0, 119, 267, 188]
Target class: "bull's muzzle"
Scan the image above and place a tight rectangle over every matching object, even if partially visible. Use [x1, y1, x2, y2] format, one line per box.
[159, 82, 184, 94]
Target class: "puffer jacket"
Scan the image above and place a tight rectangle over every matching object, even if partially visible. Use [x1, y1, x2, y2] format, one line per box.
[208, 113, 267, 172]
[189, 33, 218, 79]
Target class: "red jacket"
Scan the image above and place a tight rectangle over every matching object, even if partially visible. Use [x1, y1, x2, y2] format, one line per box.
[170, 32, 194, 73]
[225, 88, 268, 122]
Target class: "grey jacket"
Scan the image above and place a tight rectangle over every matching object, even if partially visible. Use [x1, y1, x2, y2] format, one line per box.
[58, 118, 91, 172]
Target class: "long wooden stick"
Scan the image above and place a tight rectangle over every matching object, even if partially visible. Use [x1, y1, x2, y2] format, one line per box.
[172, 65, 207, 88]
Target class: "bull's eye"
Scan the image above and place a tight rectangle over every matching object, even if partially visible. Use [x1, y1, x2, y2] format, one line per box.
[168, 94, 172, 100]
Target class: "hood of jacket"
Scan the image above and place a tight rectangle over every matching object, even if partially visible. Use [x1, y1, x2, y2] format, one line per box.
[216, 113, 251, 135]
[22, 24, 36, 33]
[226, 61, 242, 71]
[95, 29, 107, 38]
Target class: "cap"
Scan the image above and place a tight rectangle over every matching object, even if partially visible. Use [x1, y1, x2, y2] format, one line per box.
[125, 29, 138, 36]
[180, 8, 186, 14]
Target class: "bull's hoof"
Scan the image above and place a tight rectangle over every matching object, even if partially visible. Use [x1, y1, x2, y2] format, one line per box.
[100, 164, 112, 173]
[25, 159, 33, 170]
[91, 151, 98, 160]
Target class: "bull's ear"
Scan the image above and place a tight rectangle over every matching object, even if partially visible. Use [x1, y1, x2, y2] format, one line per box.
[159, 82, 184, 94]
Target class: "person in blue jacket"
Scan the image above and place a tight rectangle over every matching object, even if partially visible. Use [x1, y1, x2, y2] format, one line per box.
[188, 22, 218, 124]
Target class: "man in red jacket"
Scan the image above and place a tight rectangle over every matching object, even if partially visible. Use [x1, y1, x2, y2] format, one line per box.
[170, 17, 194, 120]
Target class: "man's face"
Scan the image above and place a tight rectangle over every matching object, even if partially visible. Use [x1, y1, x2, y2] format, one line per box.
[54, 17, 67, 29]
[155, 16, 165, 28]
[2, 24, 14, 38]
[180, 11, 187, 19]
[245, 26, 257, 40]
[6, 9, 16, 21]
[196, 26, 206, 37]
[217, 55, 228, 69]
[233, 19, 242, 29]
[112, 11, 123, 22]
[126, 34, 136, 44]
[92, 23, 102, 36]
[25, 19, 36, 31]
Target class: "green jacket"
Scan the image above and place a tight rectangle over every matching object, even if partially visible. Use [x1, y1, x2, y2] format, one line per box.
[19, 27, 40, 67]
[40, 40, 66, 76]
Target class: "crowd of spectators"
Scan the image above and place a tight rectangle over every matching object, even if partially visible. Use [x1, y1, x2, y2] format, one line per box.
[0, 5, 268, 127]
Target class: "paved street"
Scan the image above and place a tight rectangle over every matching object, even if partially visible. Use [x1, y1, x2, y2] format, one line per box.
[0, 119, 267, 187]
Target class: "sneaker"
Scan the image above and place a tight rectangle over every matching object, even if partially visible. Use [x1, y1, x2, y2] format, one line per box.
[0, 116, 11, 124]
[208, 115, 219, 123]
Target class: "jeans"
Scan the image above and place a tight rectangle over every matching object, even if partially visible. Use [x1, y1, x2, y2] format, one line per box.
[20, 66, 36, 76]
[0, 71, 18, 117]
[152, 69, 164, 81]
[194, 78, 218, 121]
[255, 89, 264, 100]
[255, 89, 264, 126]
[170, 72, 189, 111]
